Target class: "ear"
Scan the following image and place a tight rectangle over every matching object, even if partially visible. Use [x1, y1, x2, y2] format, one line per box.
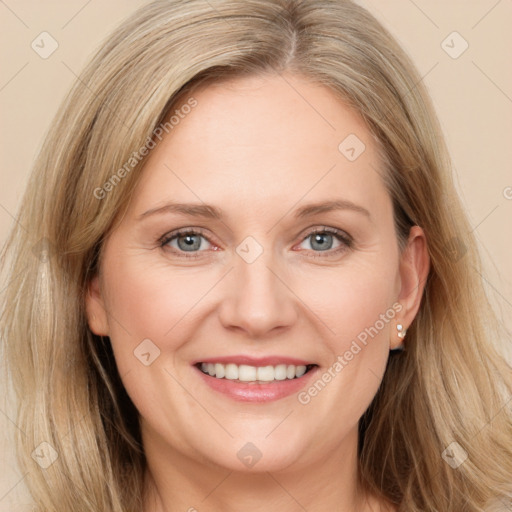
[392, 225, 430, 349]
[85, 274, 110, 336]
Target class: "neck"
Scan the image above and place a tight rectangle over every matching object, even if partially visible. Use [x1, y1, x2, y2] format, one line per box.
[142, 426, 388, 512]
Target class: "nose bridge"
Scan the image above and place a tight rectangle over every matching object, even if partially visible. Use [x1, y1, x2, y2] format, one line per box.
[218, 237, 297, 336]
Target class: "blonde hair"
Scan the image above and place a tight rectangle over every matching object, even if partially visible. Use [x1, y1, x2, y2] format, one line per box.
[1, 0, 511, 510]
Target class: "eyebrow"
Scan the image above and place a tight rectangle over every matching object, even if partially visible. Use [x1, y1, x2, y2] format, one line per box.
[138, 199, 371, 221]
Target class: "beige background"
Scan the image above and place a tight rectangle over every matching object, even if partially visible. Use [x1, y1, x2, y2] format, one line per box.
[1, 0, 511, 509]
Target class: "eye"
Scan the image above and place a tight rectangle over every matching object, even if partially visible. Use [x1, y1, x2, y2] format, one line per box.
[297, 227, 352, 257]
[158, 226, 353, 259]
[159, 228, 214, 258]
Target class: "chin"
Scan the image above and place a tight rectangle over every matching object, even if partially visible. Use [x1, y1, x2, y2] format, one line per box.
[197, 432, 308, 473]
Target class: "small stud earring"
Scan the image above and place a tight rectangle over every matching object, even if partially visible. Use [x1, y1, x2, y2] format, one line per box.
[391, 323, 407, 352]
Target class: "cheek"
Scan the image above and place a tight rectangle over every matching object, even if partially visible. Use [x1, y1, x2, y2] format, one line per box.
[100, 256, 231, 407]
[290, 258, 397, 412]
[99, 259, 212, 426]
[104, 259, 217, 341]
[292, 258, 399, 350]
[339, 273, 396, 346]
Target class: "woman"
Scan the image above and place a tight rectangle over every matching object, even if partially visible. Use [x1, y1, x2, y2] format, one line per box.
[1, 0, 511, 510]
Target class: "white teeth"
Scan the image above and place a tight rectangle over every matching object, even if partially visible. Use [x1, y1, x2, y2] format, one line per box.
[257, 365, 275, 382]
[225, 363, 239, 380]
[274, 364, 287, 380]
[214, 363, 225, 379]
[238, 365, 257, 381]
[295, 365, 307, 377]
[199, 362, 312, 381]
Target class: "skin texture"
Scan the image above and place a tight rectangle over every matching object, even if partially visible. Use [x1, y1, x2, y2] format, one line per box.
[86, 73, 429, 512]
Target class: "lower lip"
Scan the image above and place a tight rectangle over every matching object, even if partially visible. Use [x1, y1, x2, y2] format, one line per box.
[194, 366, 319, 402]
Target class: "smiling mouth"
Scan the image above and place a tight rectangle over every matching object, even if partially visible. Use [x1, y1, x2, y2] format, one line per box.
[196, 362, 317, 383]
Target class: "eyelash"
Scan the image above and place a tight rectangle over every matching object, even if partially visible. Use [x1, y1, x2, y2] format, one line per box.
[158, 226, 353, 260]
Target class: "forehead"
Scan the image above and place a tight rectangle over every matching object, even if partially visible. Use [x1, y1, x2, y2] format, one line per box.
[129, 73, 390, 221]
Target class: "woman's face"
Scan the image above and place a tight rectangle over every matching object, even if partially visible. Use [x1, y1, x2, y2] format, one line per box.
[86, 73, 427, 473]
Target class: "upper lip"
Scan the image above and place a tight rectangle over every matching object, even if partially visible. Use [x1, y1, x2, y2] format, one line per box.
[193, 355, 316, 367]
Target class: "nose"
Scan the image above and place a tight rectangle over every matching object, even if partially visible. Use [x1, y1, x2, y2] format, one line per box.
[217, 251, 298, 338]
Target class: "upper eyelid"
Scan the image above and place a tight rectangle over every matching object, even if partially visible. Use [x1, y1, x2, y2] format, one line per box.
[159, 227, 210, 244]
